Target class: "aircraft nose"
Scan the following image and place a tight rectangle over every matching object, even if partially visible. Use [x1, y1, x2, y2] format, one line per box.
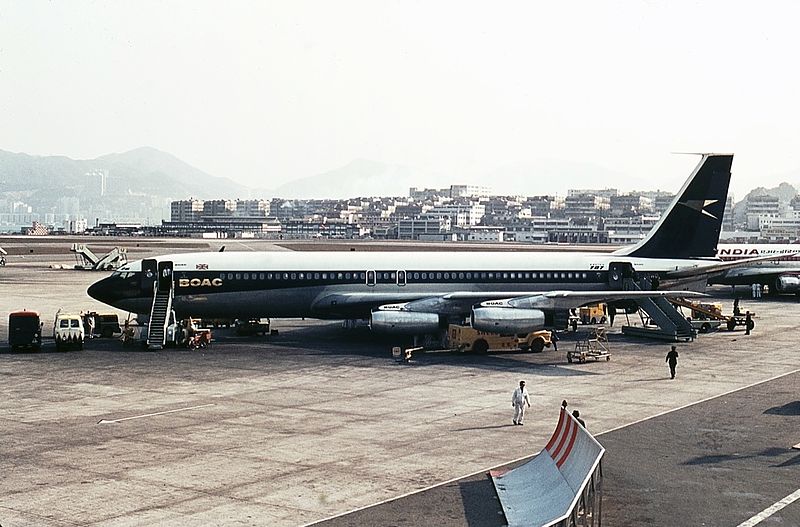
[88, 276, 115, 305]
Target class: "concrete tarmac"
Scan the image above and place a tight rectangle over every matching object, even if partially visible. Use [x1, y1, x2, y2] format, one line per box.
[0, 241, 798, 526]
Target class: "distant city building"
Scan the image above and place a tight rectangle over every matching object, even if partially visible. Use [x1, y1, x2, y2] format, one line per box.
[171, 199, 204, 222]
[609, 194, 653, 216]
[722, 195, 734, 231]
[449, 184, 492, 198]
[567, 188, 618, 199]
[746, 195, 781, 230]
[564, 194, 610, 217]
[397, 216, 451, 240]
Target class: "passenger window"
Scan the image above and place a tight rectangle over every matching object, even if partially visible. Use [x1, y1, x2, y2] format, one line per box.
[259, 273, 265, 280]
[568, 273, 573, 279]
[444, 273, 450, 279]
[283, 273, 289, 280]
[244, 273, 249, 280]
[421, 272, 428, 279]
[413, 273, 420, 279]
[582, 273, 587, 279]
[228, 273, 234, 280]
[546, 273, 552, 279]
[345, 273, 352, 280]
[390, 272, 396, 279]
[322, 273, 328, 279]
[314, 273, 320, 279]
[466, 272, 472, 279]
[359, 272, 365, 279]
[299, 273, 304, 279]
[436, 272, 442, 280]
[337, 273, 344, 280]
[524, 273, 530, 279]
[458, 272, 464, 280]
[235, 273, 241, 280]
[488, 273, 494, 279]
[220, 273, 225, 279]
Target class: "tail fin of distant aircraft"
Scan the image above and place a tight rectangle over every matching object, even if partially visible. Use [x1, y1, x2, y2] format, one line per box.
[615, 153, 732, 259]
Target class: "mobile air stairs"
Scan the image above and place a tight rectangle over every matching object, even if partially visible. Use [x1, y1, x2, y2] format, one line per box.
[71, 243, 128, 270]
[620, 277, 696, 342]
[147, 280, 175, 350]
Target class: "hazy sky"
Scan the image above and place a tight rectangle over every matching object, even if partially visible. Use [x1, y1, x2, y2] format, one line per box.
[2, 1, 800, 197]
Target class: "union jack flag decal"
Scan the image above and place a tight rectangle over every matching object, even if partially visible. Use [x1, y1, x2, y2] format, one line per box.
[196, 263, 209, 270]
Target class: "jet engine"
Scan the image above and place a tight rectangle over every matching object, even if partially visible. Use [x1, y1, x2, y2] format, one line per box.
[471, 307, 545, 334]
[773, 275, 800, 294]
[370, 310, 441, 334]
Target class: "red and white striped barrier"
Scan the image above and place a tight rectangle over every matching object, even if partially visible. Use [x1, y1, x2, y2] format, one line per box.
[492, 408, 605, 527]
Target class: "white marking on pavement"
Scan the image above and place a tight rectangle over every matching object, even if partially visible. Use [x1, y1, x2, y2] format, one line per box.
[736, 487, 800, 527]
[97, 404, 214, 424]
[301, 368, 800, 527]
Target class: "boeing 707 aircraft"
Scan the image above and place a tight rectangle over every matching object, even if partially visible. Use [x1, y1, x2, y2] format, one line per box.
[89, 154, 771, 335]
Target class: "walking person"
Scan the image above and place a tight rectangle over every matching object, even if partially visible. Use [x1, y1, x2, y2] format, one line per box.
[572, 409, 586, 429]
[745, 311, 753, 335]
[511, 380, 531, 426]
[551, 331, 559, 351]
[666, 345, 679, 379]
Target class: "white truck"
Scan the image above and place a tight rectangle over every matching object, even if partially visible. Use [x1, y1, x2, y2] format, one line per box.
[54, 312, 85, 351]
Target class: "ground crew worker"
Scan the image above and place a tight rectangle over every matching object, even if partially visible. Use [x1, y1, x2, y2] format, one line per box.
[572, 409, 586, 428]
[511, 380, 531, 426]
[551, 331, 559, 351]
[666, 345, 679, 379]
[745, 311, 754, 335]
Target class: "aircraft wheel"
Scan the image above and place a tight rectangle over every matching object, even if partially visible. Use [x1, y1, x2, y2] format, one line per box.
[530, 338, 545, 353]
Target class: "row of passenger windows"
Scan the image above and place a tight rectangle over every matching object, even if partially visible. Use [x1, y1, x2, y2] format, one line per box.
[215, 271, 594, 282]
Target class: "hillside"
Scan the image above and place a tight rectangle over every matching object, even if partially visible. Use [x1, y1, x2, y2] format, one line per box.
[0, 147, 248, 199]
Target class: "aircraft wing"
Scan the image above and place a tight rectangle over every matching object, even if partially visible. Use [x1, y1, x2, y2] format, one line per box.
[716, 266, 800, 279]
[664, 253, 798, 280]
[312, 289, 705, 316]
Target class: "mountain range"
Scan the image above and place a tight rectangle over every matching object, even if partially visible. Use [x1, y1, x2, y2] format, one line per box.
[1, 147, 798, 213]
[0, 147, 248, 200]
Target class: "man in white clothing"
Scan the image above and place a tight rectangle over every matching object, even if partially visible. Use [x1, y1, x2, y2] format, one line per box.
[511, 380, 531, 425]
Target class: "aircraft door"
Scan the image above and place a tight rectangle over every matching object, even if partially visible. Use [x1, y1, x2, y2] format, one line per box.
[397, 270, 406, 286]
[608, 262, 636, 288]
[366, 270, 376, 286]
[157, 261, 174, 292]
[141, 259, 157, 293]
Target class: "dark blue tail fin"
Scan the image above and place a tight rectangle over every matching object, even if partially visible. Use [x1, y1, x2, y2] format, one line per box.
[616, 154, 732, 259]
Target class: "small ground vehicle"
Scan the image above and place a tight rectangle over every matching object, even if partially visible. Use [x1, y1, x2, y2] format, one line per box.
[234, 318, 271, 336]
[689, 319, 722, 333]
[8, 311, 42, 351]
[578, 304, 608, 325]
[448, 324, 552, 353]
[188, 329, 212, 349]
[84, 312, 121, 338]
[54, 312, 85, 351]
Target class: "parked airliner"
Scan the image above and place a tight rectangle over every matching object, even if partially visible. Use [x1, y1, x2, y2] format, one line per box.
[711, 243, 800, 295]
[88, 154, 771, 334]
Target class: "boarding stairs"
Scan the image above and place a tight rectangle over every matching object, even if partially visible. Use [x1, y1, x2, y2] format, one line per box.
[146, 281, 174, 350]
[71, 243, 128, 270]
[621, 278, 696, 341]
